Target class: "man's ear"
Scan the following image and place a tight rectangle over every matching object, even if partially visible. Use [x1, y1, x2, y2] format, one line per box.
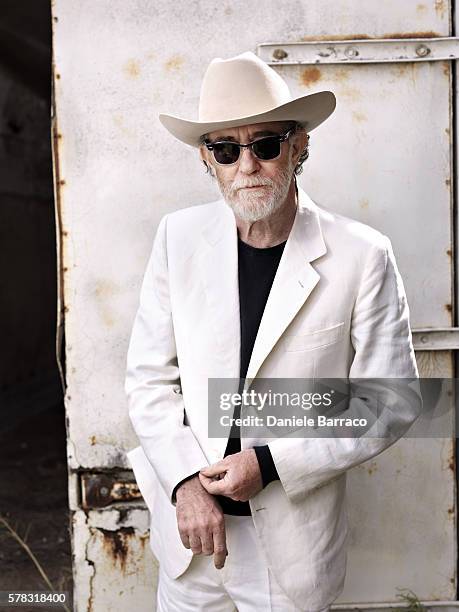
[199, 145, 215, 176]
[291, 129, 309, 162]
[199, 145, 209, 166]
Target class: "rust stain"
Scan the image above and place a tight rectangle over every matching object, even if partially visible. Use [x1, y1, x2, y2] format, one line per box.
[339, 86, 361, 102]
[445, 304, 452, 313]
[353, 111, 367, 123]
[301, 67, 322, 87]
[300, 31, 440, 42]
[94, 279, 119, 298]
[90, 435, 97, 446]
[443, 61, 450, 77]
[416, 3, 427, 12]
[124, 59, 140, 78]
[446, 248, 452, 257]
[56, 73, 61, 80]
[94, 280, 118, 327]
[333, 68, 350, 82]
[445, 179, 451, 187]
[449, 459, 455, 471]
[382, 31, 441, 39]
[448, 506, 454, 515]
[165, 55, 185, 72]
[301, 34, 371, 41]
[59, 179, 66, 186]
[435, 0, 446, 18]
[112, 114, 132, 137]
[100, 527, 135, 573]
[445, 127, 451, 135]
[367, 461, 378, 475]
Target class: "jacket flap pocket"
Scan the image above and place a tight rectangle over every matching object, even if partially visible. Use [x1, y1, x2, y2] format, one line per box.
[281, 321, 345, 352]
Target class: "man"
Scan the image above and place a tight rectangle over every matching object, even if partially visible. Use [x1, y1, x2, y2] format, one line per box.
[125, 51, 420, 611]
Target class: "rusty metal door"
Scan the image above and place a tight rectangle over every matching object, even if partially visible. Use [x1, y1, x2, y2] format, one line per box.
[51, 0, 458, 609]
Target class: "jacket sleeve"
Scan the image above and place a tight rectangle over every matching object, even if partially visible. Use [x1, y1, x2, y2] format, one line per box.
[267, 235, 422, 504]
[125, 214, 209, 506]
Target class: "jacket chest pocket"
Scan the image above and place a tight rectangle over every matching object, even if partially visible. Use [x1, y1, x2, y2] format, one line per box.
[280, 321, 345, 352]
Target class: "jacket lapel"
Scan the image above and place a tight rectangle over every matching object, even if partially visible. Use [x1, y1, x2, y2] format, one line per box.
[199, 200, 241, 381]
[244, 187, 327, 388]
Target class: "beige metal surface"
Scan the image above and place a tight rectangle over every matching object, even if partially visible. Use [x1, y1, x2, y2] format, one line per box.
[51, 0, 456, 608]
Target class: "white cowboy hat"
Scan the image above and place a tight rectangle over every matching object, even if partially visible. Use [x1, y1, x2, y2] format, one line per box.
[159, 51, 336, 148]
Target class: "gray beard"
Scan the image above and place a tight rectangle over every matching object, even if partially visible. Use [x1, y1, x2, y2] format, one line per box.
[217, 157, 295, 223]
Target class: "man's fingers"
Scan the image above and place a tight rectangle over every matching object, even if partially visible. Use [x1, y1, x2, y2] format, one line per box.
[198, 472, 226, 495]
[212, 524, 228, 570]
[200, 532, 214, 556]
[200, 461, 227, 477]
[189, 536, 202, 555]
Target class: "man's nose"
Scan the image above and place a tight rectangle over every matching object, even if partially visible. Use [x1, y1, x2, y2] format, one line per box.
[238, 146, 260, 174]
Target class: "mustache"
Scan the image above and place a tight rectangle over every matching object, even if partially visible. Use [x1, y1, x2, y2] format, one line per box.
[230, 178, 274, 192]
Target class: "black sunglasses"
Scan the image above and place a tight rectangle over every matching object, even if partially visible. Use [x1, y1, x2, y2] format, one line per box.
[203, 126, 296, 165]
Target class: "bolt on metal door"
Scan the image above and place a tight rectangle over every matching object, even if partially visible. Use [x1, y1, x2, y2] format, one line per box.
[51, 0, 457, 609]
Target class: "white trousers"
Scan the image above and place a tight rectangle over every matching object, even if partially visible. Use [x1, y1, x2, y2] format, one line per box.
[156, 515, 331, 612]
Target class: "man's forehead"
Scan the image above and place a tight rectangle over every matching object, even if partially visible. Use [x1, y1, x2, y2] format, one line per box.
[205, 120, 293, 141]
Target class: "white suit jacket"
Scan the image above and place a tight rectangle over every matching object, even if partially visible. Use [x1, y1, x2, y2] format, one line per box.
[125, 186, 420, 610]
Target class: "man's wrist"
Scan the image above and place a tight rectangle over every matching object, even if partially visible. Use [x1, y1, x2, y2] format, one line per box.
[173, 471, 200, 503]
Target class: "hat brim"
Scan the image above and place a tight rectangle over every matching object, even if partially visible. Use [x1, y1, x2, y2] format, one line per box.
[158, 91, 336, 147]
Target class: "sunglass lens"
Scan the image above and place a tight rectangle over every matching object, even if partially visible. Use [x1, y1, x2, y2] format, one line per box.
[212, 142, 240, 164]
[252, 137, 281, 160]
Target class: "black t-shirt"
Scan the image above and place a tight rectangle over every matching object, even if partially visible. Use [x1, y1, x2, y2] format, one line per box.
[216, 233, 286, 515]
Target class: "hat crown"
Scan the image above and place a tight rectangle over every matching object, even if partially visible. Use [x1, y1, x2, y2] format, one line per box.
[198, 51, 292, 122]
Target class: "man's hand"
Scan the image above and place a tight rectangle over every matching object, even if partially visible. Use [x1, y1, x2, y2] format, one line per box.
[199, 449, 263, 502]
[175, 475, 228, 569]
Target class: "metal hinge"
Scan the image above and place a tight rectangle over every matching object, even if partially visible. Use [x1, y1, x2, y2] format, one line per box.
[257, 37, 459, 65]
[80, 472, 142, 509]
[412, 328, 459, 351]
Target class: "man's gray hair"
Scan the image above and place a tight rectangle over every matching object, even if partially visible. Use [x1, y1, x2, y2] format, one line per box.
[200, 121, 310, 178]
